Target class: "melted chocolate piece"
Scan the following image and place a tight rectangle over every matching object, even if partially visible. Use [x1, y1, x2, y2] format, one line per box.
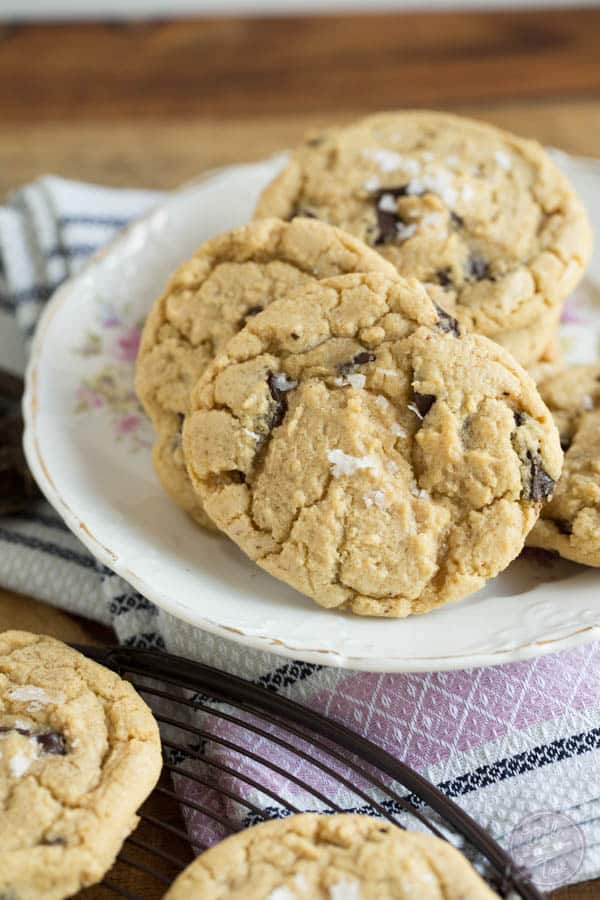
[413, 392, 436, 419]
[433, 303, 459, 337]
[372, 186, 410, 246]
[266, 371, 297, 430]
[556, 519, 573, 536]
[0, 725, 67, 755]
[514, 411, 526, 427]
[467, 255, 491, 281]
[36, 731, 67, 755]
[525, 450, 556, 501]
[40, 836, 66, 846]
[436, 268, 452, 288]
[450, 211, 464, 229]
[560, 435, 573, 452]
[244, 305, 263, 319]
[229, 470, 246, 484]
[337, 351, 376, 377]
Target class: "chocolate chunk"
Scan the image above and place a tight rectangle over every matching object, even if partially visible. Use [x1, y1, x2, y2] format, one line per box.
[229, 470, 246, 484]
[433, 303, 459, 337]
[514, 411, 526, 427]
[556, 519, 573, 536]
[372, 186, 410, 246]
[467, 255, 491, 281]
[35, 731, 67, 755]
[40, 836, 66, 846]
[337, 351, 376, 377]
[450, 211, 464, 229]
[373, 185, 409, 200]
[525, 450, 555, 501]
[413, 392, 436, 419]
[560, 435, 573, 452]
[436, 268, 452, 288]
[244, 305, 263, 319]
[267, 371, 297, 430]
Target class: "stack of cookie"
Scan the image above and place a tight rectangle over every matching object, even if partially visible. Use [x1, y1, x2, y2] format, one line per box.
[136, 110, 594, 616]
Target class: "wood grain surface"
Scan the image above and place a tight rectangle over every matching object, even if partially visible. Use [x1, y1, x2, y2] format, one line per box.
[1, 6, 599, 898]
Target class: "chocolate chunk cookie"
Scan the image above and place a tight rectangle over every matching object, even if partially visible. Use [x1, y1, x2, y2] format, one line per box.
[183, 272, 562, 616]
[0, 631, 162, 900]
[527, 364, 600, 565]
[255, 111, 591, 362]
[135, 217, 396, 528]
[164, 813, 499, 899]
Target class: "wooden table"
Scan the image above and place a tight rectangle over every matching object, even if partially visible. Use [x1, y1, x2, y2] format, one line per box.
[1, 7, 599, 897]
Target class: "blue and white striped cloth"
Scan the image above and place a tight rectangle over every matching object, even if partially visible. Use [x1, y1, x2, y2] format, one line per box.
[2, 175, 600, 890]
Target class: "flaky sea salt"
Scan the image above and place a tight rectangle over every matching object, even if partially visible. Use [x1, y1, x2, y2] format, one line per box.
[328, 450, 379, 479]
[9, 752, 32, 779]
[9, 686, 65, 708]
[364, 490, 387, 510]
[363, 174, 380, 192]
[375, 395, 389, 410]
[391, 422, 407, 438]
[361, 148, 420, 175]
[410, 480, 429, 500]
[271, 373, 298, 392]
[407, 402, 424, 420]
[494, 149, 512, 170]
[243, 428, 260, 441]
[396, 222, 417, 242]
[266, 888, 294, 900]
[346, 373, 366, 390]
[406, 169, 457, 206]
[377, 192, 398, 213]
[329, 882, 362, 900]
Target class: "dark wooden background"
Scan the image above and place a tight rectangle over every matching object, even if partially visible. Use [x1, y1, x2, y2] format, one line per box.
[1, 6, 599, 898]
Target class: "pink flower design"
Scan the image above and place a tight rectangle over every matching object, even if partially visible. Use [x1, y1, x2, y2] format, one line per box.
[117, 414, 141, 434]
[77, 385, 103, 409]
[117, 326, 142, 362]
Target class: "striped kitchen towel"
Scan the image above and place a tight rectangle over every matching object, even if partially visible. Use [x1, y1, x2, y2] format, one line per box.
[1, 174, 600, 891]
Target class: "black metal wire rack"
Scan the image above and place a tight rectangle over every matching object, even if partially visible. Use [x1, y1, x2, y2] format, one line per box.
[74, 645, 545, 900]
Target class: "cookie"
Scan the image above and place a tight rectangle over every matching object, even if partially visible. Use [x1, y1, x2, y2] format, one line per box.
[0, 631, 162, 900]
[183, 272, 562, 616]
[527, 364, 600, 565]
[495, 306, 561, 370]
[255, 111, 591, 357]
[135, 217, 396, 528]
[164, 813, 499, 900]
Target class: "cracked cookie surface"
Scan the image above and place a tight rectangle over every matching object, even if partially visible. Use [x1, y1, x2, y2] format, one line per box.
[183, 272, 562, 616]
[255, 111, 591, 357]
[164, 812, 499, 899]
[135, 217, 396, 528]
[527, 364, 600, 565]
[0, 631, 162, 900]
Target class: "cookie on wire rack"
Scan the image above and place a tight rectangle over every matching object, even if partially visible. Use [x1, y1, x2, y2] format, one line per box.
[0, 631, 162, 900]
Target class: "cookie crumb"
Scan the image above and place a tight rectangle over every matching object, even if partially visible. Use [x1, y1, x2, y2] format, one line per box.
[328, 449, 379, 478]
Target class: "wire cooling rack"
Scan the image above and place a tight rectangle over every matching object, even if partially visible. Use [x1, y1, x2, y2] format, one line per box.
[74, 645, 545, 900]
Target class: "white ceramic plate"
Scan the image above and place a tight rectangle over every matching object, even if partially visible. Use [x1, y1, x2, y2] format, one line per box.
[23, 151, 600, 672]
